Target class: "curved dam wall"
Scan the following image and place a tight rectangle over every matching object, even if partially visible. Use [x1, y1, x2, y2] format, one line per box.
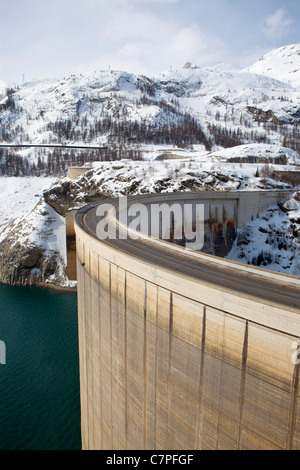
[114, 190, 293, 256]
[75, 191, 300, 450]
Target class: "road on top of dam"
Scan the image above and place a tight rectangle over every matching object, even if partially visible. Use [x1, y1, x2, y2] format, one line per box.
[78, 204, 300, 315]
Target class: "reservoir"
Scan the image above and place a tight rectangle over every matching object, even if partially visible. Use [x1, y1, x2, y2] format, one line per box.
[0, 284, 81, 450]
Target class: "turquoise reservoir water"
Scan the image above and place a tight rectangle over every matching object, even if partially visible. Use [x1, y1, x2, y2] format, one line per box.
[0, 284, 81, 450]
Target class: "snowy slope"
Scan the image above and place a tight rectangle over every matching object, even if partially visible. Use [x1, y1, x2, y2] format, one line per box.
[245, 44, 300, 89]
[62, 156, 296, 202]
[206, 143, 300, 164]
[226, 191, 300, 277]
[0, 198, 66, 261]
[0, 176, 57, 227]
[0, 45, 299, 167]
[157, 62, 291, 103]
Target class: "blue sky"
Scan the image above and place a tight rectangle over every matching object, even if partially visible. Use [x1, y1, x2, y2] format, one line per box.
[0, 0, 299, 84]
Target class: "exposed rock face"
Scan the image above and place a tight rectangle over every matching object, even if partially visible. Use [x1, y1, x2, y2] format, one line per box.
[0, 172, 110, 288]
[0, 198, 67, 287]
[0, 239, 63, 286]
[247, 106, 287, 125]
[228, 154, 289, 164]
[246, 105, 300, 126]
[21, 247, 45, 269]
[43, 171, 108, 216]
[43, 179, 78, 216]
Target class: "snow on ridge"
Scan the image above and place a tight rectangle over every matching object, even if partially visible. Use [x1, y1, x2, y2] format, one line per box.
[156, 61, 291, 92]
[245, 43, 300, 89]
[0, 176, 57, 227]
[207, 143, 300, 164]
[1, 45, 299, 153]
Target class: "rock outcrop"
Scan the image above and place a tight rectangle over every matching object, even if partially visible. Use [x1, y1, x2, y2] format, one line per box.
[0, 198, 68, 287]
[43, 171, 108, 216]
[0, 239, 62, 286]
[0, 173, 109, 288]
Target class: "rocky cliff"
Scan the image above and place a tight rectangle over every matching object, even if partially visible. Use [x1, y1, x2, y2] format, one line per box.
[0, 172, 110, 288]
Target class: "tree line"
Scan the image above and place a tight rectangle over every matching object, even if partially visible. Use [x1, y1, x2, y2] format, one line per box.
[0, 86, 299, 176]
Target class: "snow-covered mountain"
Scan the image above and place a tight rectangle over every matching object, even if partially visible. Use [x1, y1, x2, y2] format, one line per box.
[245, 44, 300, 89]
[0, 44, 299, 176]
[0, 44, 300, 288]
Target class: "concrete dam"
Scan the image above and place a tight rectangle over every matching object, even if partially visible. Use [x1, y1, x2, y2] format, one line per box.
[74, 190, 300, 450]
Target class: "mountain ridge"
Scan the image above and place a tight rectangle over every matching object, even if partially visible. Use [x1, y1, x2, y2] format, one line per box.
[245, 43, 300, 89]
[0, 44, 299, 176]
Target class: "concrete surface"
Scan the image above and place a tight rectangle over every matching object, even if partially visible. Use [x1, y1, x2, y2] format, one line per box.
[67, 166, 93, 180]
[75, 191, 300, 450]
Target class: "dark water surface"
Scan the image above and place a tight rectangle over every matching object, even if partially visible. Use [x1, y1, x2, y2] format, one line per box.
[0, 284, 81, 450]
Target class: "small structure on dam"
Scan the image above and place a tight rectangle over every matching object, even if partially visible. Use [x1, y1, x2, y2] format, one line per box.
[75, 190, 300, 450]
[67, 166, 93, 180]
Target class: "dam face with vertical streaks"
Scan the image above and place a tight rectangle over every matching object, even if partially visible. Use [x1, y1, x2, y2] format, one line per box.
[75, 191, 300, 450]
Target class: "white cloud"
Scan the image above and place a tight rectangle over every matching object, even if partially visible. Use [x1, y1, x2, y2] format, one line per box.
[168, 25, 225, 63]
[102, 8, 170, 41]
[262, 8, 293, 39]
[131, 0, 180, 3]
[88, 0, 180, 5]
[92, 6, 227, 75]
